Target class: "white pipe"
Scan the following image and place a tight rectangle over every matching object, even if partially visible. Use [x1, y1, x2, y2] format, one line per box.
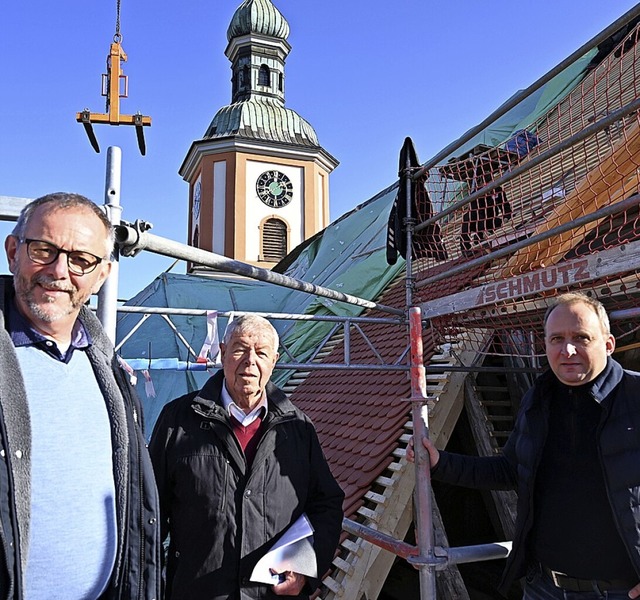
[97, 146, 122, 343]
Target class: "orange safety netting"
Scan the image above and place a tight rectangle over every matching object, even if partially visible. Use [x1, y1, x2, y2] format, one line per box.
[409, 22, 640, 361]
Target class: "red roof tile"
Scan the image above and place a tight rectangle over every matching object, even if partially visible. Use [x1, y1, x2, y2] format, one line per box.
[291, 262, 483, 519]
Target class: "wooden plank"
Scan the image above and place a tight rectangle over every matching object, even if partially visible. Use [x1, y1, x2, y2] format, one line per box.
[357, 507, 378, 521]
[364, 491, 386, 505]
[376, 476, 395, 487]
[333, 557, 354, 576]
[341, 538, 361, 555]
[421, 238, 640, 319]
[321, 575, 344, 595]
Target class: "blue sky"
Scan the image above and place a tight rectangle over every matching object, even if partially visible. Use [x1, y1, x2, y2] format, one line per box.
[1, 0, 637, 299]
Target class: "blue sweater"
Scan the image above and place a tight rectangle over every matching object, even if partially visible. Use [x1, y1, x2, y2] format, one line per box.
[16, 344, 117, 599]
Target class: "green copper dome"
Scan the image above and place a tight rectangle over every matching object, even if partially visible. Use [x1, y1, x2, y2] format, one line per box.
[205, 97, 319, 147]
[227, 0, 290, 41]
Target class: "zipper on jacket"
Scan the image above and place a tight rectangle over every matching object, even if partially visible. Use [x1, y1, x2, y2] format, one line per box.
[243, 413, 297, 489]
[594, 399, 640, 575]
[252, 413, 295, 451]
[193, 402, 297, 483]
[221, 459, 229, 513]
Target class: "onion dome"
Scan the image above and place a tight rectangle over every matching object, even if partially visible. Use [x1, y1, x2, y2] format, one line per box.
[227, 0, 290, 41]
[205, 97, 319, 147]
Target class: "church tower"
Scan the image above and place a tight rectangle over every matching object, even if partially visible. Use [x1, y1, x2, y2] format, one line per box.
[179, 0, 339, 270]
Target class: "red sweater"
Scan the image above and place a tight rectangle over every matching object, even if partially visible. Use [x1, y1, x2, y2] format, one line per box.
[230, 415, 263, 466]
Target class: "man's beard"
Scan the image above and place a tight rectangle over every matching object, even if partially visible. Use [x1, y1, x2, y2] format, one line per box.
[15, 272, 87, 324]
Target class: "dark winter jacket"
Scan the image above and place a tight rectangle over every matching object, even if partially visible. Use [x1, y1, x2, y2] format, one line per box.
[433, 358, 640, 594]
[149, 370, 345, 600]
[0, 275, 162, 599]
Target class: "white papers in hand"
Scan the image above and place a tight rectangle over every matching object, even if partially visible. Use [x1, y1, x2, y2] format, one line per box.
[250, 514, 317, 584]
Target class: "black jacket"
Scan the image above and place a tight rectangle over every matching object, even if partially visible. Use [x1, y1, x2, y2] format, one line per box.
[0, 276, 161, 599]
[433, 358, 640, 594]
[149, 370, 345, 600]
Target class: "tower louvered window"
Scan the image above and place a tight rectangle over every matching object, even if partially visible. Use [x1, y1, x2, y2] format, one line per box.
[262, 218, 287, 262]
[258, 64, 270, 87]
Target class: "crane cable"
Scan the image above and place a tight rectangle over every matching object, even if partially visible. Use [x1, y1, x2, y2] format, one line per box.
[114, 0, 122, 43]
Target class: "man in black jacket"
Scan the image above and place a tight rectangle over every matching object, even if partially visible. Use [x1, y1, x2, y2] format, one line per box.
[0, 193, 161, 599]
[410, 292, 640, 599]
[150, 314, 344, 600]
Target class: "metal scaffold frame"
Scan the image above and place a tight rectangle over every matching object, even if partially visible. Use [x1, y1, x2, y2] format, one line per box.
[89, 143, 515, 600]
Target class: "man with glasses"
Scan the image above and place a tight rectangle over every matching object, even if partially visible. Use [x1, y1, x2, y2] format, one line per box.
[0, 193, 161, 599]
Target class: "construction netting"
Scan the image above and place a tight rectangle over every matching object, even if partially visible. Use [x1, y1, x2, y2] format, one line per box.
[408, 21, 640, 362]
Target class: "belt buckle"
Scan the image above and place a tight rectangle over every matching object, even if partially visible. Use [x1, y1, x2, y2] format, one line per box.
[548, 568, 564, 588]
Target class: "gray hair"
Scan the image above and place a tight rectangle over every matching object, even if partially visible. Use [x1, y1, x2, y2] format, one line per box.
[222, 314, 279, 351]
[544, 292, 611, 335]
[12, 192, 114, 258]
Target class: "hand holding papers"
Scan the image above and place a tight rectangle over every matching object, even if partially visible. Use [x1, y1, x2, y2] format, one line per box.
[250, 514, 317, 585]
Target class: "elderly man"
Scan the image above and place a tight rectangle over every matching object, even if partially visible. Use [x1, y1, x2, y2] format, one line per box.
[409, 292, 640, 599]
[0, 193, 161, 599]
[149, 314, 344, 600]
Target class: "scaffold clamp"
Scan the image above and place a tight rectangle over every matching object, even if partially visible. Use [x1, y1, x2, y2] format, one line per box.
[115, 219, 154, 257]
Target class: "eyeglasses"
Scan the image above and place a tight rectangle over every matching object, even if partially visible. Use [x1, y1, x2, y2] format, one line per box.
[19, 238, 104, 275]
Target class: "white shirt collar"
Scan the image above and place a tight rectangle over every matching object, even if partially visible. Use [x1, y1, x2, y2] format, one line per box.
[221, 380, 268, 426]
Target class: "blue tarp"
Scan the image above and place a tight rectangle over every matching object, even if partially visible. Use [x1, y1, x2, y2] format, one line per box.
[118, 186, 403, 433]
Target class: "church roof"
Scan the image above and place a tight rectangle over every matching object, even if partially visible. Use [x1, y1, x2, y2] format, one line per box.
[204, 96, 320, 147]
[125, 21, 606, 524]
[227, 0, 289, 41]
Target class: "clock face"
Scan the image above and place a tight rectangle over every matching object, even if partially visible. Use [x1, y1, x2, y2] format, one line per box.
[193, 180, 202, 220]
[256, 170, 293, 208]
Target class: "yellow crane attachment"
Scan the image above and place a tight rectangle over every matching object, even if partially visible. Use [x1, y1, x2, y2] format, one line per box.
[76, 35, 152, 155]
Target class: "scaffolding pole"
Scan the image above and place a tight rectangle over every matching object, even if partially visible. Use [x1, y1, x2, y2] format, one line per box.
[342, 517, 512, 566]
[97, 147, 123, 343]
[115, 304, 540, 373]
[403, 141, 416, 311]
[409, 306, 439, 598]
[114, 223, 404, 317]
[0, 196, 31, 221]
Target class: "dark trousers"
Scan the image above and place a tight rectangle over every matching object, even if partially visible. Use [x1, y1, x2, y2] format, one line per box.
[523, 566, 633, 600]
